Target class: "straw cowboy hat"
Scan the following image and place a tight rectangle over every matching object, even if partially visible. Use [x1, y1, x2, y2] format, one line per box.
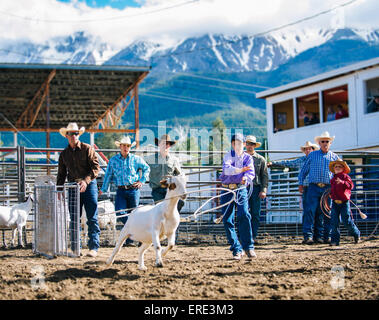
[245, 135, 262, 148]
[314, 131, 335, 144]
[154, 134, 177, 146]
[300, 141, 319, 152]
[59, 122, 85, 137]
[115, 136, 136, 148]
[329, 159, 350, 174]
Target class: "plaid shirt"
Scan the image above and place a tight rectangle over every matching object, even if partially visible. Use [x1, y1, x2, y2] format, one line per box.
[100, 153, 150, 193]
[273, 155, 310, 186]
[299, 150, 339, 186]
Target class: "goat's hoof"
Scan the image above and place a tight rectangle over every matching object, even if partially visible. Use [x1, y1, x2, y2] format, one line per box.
[155, 262, 164, 268]
[138, 265, 148, 271]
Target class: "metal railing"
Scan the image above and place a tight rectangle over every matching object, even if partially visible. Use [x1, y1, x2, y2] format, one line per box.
[0, 146, 378, 246]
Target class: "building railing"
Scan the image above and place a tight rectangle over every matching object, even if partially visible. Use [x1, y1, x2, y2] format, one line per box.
[0, 146, 378, 245]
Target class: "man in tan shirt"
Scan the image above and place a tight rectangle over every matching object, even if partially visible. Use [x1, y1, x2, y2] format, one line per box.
[57, 123, 100, 257]
[245, 135, 268, 243]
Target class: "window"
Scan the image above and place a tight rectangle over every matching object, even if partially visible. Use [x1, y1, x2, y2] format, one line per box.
[322, 84, 348, 122]
[272, 99, 294, 133]
[365, 77, 379, 114]
[296, 93, 319, 127]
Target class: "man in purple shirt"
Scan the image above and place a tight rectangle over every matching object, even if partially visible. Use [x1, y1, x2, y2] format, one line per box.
[219, 133, 256, 260]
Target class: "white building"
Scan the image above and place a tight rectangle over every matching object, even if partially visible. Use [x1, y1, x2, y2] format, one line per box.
[256, 57, 379, 160]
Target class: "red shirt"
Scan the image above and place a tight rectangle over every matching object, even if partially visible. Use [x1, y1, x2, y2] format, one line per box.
[335, 109, 348, 120]
[330, 173, 354, 201]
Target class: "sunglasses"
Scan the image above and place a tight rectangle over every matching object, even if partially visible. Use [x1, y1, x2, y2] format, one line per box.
[246, 142, 256, 146]
[67, 132, 80, 137]
[320, 140, 330, 144]
[334, 165, 344, 169]
[120, 144, 132, 148]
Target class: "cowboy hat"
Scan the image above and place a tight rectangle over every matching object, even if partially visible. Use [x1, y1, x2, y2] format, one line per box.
[329, 160, 350, 174]
[115, 136, 136, 148]
[300, 141, 319, 152]
[245, 135, 262, 148]
[314, 131, 335, 144]
[231, 133, 245, 143]
[154, 134, 177, 146]
[59, 122, 85, 137]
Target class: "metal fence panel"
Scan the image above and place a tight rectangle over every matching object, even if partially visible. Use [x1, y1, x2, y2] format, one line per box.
[33, 179, 80, 257]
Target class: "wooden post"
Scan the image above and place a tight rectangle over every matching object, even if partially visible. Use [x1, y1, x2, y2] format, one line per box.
[46, 84, 51, 175]
[134, 85, 140, 148]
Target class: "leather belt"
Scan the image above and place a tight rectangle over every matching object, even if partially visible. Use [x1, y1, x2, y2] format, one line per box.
[333, 200, 344, 204]
[316, 183, 329, 188]
[118, 185, 135, 190]
[222, 183, 241, 190]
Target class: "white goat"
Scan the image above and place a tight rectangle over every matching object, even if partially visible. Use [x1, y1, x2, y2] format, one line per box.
[106, 175, 187, 270]
[0, 194, 34, 248]
[82, 200, 117, 245]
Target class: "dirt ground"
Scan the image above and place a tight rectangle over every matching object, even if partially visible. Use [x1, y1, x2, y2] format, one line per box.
[0, 236, 377, 300]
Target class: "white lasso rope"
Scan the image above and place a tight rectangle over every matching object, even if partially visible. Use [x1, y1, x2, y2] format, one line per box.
[96, 186, 238, 223]
[211, 183, 254, 224]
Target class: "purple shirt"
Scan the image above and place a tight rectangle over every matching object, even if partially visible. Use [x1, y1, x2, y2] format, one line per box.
[219, 150, 255, 185]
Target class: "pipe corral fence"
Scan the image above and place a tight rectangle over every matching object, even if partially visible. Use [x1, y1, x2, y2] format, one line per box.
[1, 146, 378, 247]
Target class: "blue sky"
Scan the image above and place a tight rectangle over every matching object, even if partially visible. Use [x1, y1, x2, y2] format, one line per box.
[57, 0, 143, 10]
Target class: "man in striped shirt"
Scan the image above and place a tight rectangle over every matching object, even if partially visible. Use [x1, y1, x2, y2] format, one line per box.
[299, 132, 339, 244]
[99, 136, 150, 228]
[219, 133, 256, 260]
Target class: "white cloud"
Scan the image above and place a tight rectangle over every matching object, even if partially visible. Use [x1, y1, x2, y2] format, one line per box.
[0, 0, 377, 49]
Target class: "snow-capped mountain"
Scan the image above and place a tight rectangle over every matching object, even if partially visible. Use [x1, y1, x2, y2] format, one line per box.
[0, 31, 117, 65]
[104, 27, 379, 74]
[0, 27, 378, 75]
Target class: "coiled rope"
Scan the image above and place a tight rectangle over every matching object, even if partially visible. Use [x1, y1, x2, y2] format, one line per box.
[320, 188, 367, 220]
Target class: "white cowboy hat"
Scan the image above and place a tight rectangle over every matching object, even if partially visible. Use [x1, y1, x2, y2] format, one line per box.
[59, 122, 85, 137]
[314, 131, 335, 144]
[115, 136, 136, 148]
[245, 135, 262, 148]
[300, 141, 319, 152]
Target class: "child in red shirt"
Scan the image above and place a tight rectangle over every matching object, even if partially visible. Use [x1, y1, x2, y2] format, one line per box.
[329, 160, 360, 246]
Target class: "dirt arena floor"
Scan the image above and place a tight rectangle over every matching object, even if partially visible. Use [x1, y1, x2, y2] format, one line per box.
[0, 236, 377, 300]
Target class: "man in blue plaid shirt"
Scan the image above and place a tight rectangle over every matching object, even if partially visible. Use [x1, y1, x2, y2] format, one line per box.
[299, 132, 339, 245]
[99, 136, 150, 230]
[268, 141, 319, 236]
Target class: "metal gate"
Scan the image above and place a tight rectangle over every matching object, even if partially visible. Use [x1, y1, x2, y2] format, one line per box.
[33, 178, 80, 258]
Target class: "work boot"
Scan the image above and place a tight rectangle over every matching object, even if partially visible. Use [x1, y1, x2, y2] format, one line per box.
[302, 238, 313, 245]
[232, 251, 244, 260]
[87, 249, 98, 257]
[245, 249, 257, 260]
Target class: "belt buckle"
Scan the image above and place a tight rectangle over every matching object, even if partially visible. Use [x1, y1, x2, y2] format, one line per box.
[335, 200, 343, 204]
[229, 184, 237, 190]
[317, 183, 326, 188]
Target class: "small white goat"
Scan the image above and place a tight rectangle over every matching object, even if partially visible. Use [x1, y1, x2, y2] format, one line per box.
[82, 200, 117, 245]
[106, 175, 187, 270]
[0, 194, 34, 248]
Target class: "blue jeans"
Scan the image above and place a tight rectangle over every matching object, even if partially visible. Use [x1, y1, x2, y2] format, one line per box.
[221, 187, 254, 254]
[115, 188, 140, 225]
[69, 180, 100, 251]
[331, 201, 360, 244]
[301, 186, 309, 225]
[151, 187, 185, 212]
[248, 185, 261, 240]
[303, 183, 331, 241]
